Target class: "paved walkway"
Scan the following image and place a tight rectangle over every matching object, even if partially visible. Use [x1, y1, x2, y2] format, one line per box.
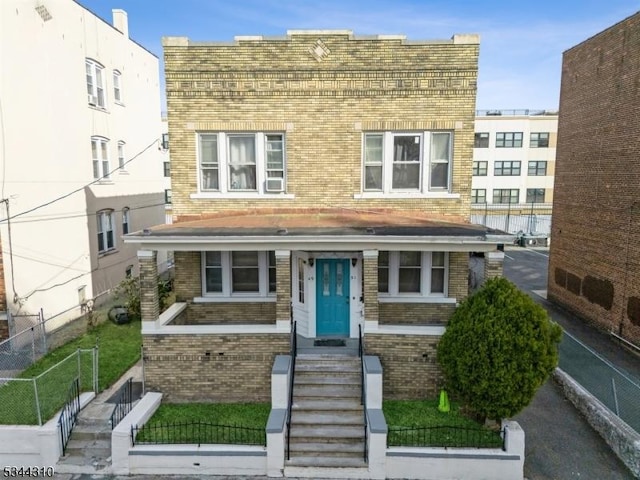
[505, 246, 638, 480]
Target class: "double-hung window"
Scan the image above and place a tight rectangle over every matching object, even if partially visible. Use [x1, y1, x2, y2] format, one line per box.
[122, 207, 130, 235]
[113, 70, 122, 103]
[528, 161, 547, 176]
[472, 161, 487, 176]
[378, 252, 448, 296]
[530, 132, 549, 148]
[91, 137, 109, 179]
[86, 59, 106, 108]
[496, 132, 523, 148]
[494, 161, 521, 176]
[362, 131, 453, 193]
[471, 189, 486, 204]
[198, 132, 286, 194]
[526, 188, 546, 203]
[203, 251, 276, 297]
[117, 141, 126, 170]
[97, 210, 115, 253]
[474, 132, 489, 148]
[493, 189, 519, 204]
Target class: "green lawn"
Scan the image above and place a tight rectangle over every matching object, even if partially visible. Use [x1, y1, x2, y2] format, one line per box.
[135, 403, 270, 445]
[384, 399, 503, 448]
[0, 319, 142, 425]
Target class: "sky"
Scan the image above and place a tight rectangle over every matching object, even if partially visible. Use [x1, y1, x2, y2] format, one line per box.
[80, 0, 640, 111]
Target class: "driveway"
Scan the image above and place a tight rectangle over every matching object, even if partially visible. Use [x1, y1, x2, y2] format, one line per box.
[504, 246, 637, 480]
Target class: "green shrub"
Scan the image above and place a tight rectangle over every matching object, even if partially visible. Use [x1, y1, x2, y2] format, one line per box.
[437, 277, 562, 422]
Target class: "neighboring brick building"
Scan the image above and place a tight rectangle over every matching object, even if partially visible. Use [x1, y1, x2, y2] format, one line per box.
[126, 30, 510, 402]
[548, 12, 640, 346]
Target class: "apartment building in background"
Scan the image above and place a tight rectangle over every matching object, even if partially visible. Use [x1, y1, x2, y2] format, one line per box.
[470, 110, 557, 238]
[0, 0, 167, 335]
[548, 11, 640, 346]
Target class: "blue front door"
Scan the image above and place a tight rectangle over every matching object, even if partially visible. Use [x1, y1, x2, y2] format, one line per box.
[316, 259, 350, 336]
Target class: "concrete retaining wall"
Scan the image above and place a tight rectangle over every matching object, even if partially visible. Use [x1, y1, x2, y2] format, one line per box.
[554, 368, 640, 477]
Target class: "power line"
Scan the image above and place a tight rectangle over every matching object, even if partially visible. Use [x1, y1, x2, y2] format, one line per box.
[0, 138, 159, 224]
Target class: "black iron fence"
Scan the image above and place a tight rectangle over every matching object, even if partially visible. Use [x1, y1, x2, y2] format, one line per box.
[131, 421, 266, 447]
[58, 377, 81, 455]
[387, 425, 505, 450]
[359, 324, 368, 462]
[286, 321, 297, 460]
[109, 377, 133, 429]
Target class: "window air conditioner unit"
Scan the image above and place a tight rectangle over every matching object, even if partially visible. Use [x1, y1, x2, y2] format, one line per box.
[265, 178, 284, 192]
[88, 94, 97, 105]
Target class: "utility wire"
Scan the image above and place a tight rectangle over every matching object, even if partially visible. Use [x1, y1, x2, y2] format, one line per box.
[0, 138, 159, 224]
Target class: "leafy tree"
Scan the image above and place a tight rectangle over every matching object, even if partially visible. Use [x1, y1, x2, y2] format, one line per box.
[437, 277, 562, 422]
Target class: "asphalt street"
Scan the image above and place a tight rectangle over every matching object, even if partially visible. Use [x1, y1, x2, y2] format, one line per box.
[505, 246, 637, 480]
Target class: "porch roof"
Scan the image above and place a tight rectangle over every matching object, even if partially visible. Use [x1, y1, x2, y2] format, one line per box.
[124, 209, 512, 251]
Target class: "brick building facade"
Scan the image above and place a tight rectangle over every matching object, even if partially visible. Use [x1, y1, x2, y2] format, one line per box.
[127, 31, 509, 401]
[548, 12, 640, 345]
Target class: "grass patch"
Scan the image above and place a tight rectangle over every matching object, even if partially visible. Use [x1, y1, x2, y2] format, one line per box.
[135, 403, 270, 445]
[0, 318, 141, 425]
[384, 399, 503, 448]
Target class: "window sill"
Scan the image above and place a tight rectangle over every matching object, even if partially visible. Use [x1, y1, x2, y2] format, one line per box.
[94, 180, 114, 185]
[118, 169, 129, 175]
[98, 248, 118, 258]
[354, 192, 460, 200]
[193, 296, 277, 303]
[378, 296, 457, 304]
[114, 101, 125, 107]
[88, 104, 109, 113]
[190, 192, 295, 200]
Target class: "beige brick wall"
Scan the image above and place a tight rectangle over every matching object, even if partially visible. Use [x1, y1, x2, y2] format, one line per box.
[366, 334, 443, 399]
[186, 302, 276, 324]
[276, 253, 291, 322]
[379, 303, 455, 325]
[174, 251, 201, 301]
[549, 12, 640, 344]
[448, 252, 469, 300]
[363, 255, 379, 322]
[143, 333, 289, 402]
[164, 33, 478, 220]
[139, 252, 159, 322]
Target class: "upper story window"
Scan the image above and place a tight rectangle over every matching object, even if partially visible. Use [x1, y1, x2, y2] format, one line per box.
[472, 161, 487, 176]
[91, 137, 109, 179]
[122, 207, 130, 234]
[165, 189, 172, 204]
[528, 161, 547, 176]
[474, 132, 489, 148]
[203, 251, 275, 297]
[471, 189, 486, 204]
[530, 132, 549, 148]
[198, 132, 286, 194]
[363, 131, 453, 193]
[113, 70, 122, 104]
[526, 188, 546, 203]
[164, 161, 171, 177]
[86, 59, 106, 108]
[117, 141, 126, 170]
[494, 161, 521, 176]
[378, 251, 448, 296]
[493, 189, 519, 204]
[495, 132, 523, 148]
[97, 210, 115, 254]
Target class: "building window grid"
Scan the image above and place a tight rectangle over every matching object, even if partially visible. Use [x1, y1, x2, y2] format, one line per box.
[530, 132, 549, 148]
[474, 132, 489, 148]
[165, 189, 172, 204]
[164, 161, 171, 177]
[117, 141, 125, 170]
[494, 161, 521, 176]
[528, 161, 547, 176]
[91, 137, 109, 179]
[492, 189, 520, 204]
[113, 70, 122, 103]
[495, 132, 523, 148]
[471, 189, 486, 204]
[378, 252, 447, 296]
[472, 161, 487, 176]
[85, 59, 106, 108]
[526, 188, 546, 203]
[97, 210, 115, 254]
[204, 251, 276, 297]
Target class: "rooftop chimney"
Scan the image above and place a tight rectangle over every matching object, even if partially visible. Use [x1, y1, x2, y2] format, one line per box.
[112, 9, 128, 38]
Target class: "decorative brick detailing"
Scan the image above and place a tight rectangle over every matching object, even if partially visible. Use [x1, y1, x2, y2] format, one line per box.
[484, 251, 504, 281]
[138, 251, 159, 322]
[276, 251, 291, 322]
[379, 303, 455, 325]
[366, 334, 444, 399]
[363, 252, 379, 322]
[143, 333, 289, 402]
[549, 12, 640, 345]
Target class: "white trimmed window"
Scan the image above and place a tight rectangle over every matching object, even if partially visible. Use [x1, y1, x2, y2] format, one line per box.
[91, 137, 110, 179]
[122, 207, 130, 234]
[198, 133, 286, 194]
[97, 210, 115, 253]
[363, 131, 453, 193]
[117, 141, 126, 170]
[378, 251, 448, 296]
[203, 251, 276, 296]
[113, 70, 122, 103]
[86, 59, 106, 108]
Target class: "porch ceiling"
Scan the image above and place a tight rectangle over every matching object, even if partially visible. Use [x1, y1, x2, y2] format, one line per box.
[124, 209, 513, 250]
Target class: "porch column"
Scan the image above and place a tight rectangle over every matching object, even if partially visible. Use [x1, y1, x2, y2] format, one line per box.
[275, 250, 291, 327]
[138, 250, 159, 322]
[484, 250, 505, 282]
[363, 250, 379, 324]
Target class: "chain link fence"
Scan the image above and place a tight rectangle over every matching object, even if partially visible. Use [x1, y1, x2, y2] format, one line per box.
[0, 348, 98, 425]
[471, 203, 553, 235]
[559, 331, 640, 434]
[0, 320, 47, 377]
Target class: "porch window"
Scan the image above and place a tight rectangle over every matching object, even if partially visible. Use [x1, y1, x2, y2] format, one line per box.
[202, 251, 275, 297]
[378, 251, 448, 296]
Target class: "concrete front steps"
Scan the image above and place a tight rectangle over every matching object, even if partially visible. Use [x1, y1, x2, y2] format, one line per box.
[56, 417, 112, 474]
[286, 354, 368, 477]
